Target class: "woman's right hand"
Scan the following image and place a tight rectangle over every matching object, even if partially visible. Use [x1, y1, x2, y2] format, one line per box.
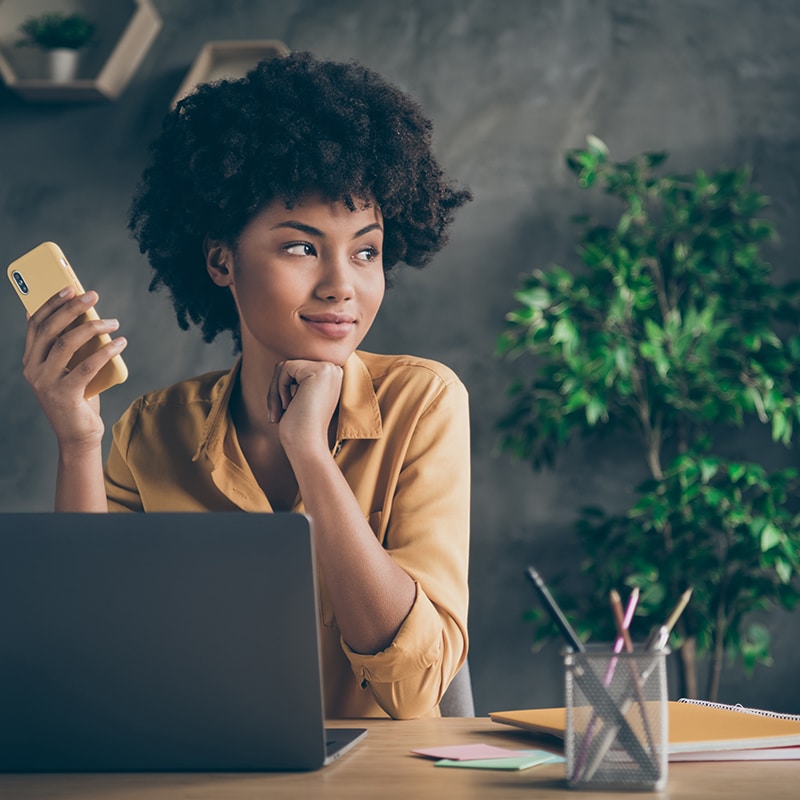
[22, 286, 127, 455]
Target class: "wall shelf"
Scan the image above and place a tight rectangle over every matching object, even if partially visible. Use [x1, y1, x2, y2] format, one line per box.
[171, 39, 289, 108]
[0, 0, 161, 102]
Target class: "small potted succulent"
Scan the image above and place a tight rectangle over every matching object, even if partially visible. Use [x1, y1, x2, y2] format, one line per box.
[16, 12, 97, 83]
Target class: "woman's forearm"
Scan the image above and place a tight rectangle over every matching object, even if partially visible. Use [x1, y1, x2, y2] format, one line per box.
[289, 447, 415, 655]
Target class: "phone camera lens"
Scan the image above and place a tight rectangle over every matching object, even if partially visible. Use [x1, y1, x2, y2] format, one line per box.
[12, 270, 29, 295]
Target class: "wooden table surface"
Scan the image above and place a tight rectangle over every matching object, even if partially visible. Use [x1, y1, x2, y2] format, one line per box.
[2, 716, 799, 799]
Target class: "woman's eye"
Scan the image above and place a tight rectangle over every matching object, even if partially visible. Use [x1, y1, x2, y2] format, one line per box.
[285, 242, 315, 256]
[355, 247, 380, 262]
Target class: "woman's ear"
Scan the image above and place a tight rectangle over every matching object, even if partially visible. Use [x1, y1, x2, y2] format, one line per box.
[204, 237, 234, 287]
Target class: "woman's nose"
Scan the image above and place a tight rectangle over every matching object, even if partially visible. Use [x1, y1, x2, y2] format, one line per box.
[315, 255, 354, 301]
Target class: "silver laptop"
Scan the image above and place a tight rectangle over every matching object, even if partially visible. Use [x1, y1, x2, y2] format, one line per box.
[0, 512, 366, 772]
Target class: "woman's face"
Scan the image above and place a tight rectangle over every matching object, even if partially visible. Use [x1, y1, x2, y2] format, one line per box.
[207, 194, 386, 367]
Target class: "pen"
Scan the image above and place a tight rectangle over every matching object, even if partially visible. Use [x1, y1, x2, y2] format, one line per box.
[525, 566, 584, 652]
[649, 624, 669, 653]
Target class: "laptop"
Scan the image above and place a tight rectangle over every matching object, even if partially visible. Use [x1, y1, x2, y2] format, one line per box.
[0, 512, 367, 772]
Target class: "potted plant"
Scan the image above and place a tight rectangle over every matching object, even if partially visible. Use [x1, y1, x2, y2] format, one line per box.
[497, 136, 800, 701]
[16, 12, 97, 83]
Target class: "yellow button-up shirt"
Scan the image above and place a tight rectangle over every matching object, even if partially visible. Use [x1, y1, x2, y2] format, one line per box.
[104, 350, 470, 719]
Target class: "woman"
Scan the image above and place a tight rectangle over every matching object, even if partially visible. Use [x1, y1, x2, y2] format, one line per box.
[22, 52, 472, 719]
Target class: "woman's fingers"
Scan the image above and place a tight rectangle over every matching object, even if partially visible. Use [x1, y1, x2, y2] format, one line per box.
[24, 288, 96, 368]
[267, 360, 343, 452]
[22, 286, 126, 403]
[25, 313, 123, 390]
[55, 332, 127, 397]
[267, 361, 303, 422]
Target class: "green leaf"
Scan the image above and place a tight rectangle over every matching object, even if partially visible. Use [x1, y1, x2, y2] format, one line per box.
[551, 318, 578, 350]
[585, 397, 606, 426]
[586, 134, 610, 158]
[643, 317, 664, 343]
[776, 558, 793, 584]
[699, 459, 719, 483]
[771, 411, 788, 443]
[514, 286, 551, 310]
[728, 463, 747, 483]
[760, 523, 782, 552]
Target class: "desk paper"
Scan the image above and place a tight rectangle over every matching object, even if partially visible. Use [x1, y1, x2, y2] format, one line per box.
[411, 743, 526, 760]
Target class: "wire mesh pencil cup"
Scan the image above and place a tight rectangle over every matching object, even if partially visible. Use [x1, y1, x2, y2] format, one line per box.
[565, 645, 669, 791]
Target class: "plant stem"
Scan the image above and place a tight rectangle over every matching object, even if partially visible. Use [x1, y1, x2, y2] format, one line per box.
[644, 256, 671, 322]
[629, 358, 664, 480]
[706, 615, 727, 703]
[678, 632, 698, 698]
[706, 559, 731, 701]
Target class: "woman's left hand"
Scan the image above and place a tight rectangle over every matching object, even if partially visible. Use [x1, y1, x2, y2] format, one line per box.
[267, 359, 343, 453]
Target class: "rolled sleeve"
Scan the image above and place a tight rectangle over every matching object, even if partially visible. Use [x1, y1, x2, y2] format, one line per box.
[342, 582, 442, 679]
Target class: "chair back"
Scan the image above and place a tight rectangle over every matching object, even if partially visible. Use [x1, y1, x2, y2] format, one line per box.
[439, 660, 475, 717]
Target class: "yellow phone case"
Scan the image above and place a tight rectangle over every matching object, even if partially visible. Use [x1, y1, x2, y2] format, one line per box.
[7, 241, 128, 397]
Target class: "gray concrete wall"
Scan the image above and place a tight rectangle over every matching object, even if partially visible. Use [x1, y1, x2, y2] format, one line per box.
[2, 0, 799, 716]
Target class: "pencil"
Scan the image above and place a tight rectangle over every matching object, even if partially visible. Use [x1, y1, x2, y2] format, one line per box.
[665, 587, 693, 632]
[610, 589, 657, 757]
[645, 587, 693, 648]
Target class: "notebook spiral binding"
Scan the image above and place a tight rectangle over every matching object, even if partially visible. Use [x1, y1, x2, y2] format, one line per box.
[678, 697, 800, 721]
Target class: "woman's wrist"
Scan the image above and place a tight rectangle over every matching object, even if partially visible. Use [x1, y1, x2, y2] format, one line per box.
[283, 437, 335, 474]
[57, 437, 104, 464]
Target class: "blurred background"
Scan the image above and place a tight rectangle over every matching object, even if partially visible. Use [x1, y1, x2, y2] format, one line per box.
[1, 0, 799, 716]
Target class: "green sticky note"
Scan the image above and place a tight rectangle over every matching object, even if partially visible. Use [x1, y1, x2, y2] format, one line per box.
[434, 750, 565, 771]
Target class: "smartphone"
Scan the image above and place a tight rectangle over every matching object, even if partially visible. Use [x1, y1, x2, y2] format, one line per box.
[7, 241, 128, 397]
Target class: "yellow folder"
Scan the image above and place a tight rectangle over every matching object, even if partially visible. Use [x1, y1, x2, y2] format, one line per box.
[490, 702, 800, 760]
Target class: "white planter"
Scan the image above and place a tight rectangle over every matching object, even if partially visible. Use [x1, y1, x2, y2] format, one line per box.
[48, 48, 80, 83]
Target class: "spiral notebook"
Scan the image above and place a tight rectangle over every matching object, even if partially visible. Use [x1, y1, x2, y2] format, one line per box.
[490, 700, 800, 761]
[676, 697, 800, 721]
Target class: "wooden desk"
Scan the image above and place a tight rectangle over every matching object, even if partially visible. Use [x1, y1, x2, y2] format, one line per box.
[2, 717, 798, 799]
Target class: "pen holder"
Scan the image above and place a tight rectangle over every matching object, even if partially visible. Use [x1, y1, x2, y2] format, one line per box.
[564, 645, 669, 792]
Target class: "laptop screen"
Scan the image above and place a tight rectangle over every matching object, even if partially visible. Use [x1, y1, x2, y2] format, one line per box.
[0, 512, 363, 771]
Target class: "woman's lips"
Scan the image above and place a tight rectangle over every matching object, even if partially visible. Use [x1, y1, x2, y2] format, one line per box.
[301, 313, 356, 339]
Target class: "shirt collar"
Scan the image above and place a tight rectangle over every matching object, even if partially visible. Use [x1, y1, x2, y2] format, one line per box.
[193, 350, 383, 464]
[337, 350, 383, 441]
[192, 357, 241, 463]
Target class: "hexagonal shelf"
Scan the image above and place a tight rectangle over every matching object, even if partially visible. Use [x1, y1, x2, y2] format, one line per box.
[0, 0, 161, 102]
[171, 40, 290, 108]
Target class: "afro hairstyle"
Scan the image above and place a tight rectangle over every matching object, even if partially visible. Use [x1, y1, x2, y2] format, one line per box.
[128, 50, 472, 347]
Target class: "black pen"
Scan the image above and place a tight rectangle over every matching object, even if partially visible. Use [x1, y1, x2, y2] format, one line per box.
[525, 565, 584, 652]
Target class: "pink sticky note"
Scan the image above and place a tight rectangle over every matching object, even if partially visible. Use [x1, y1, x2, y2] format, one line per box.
[411, 743, 526, 761]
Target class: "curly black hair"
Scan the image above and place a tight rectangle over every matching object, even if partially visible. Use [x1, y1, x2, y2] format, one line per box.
[128, 50, 472, 347]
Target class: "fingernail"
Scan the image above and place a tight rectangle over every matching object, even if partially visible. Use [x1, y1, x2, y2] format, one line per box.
[112, 337, 127, 350]
[59, 286, 72, 298]
[106, 318, 119, 330]
[80, 291, 97, 304]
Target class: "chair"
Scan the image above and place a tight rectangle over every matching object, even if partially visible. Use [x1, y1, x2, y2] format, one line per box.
[439, 659, 475, 717]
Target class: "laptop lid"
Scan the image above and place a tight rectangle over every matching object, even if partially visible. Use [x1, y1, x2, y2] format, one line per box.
[0, 512, 366, 772]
